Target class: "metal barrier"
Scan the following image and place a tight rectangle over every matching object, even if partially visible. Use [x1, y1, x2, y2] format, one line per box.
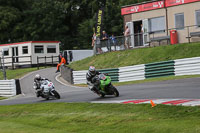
[98, 68, 119, 82]
[145, 60, 175, 78]
[72, 57, 200, 84]
[94, 25, 200, 54]
[73, 70, 87, 84]
[95, 36, 125, 54]
[166, 25, 200, 44]
[0, 79, 16, 97]
[118, 64, 145, 82]
[175, 57, 200, 76]
[73, 68, 119, 84]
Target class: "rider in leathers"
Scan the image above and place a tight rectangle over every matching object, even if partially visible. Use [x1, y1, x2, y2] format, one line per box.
[34, 74, 47, 97]
[86, 66, 101, 93]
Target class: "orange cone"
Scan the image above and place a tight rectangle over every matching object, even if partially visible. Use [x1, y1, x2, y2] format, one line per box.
[150, 100, 156, 107]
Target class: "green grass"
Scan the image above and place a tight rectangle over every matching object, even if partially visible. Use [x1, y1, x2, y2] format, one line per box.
[69, 42, 200, 70]
[0, 103, 200, 133]
[0, 67, 46, 80]
[0, 96, 7, 100]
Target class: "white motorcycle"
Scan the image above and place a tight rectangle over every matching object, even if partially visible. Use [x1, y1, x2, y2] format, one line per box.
[33, 79, 60, 100]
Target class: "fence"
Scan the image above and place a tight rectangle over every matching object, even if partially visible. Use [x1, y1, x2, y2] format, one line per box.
[95, 25, 200, 54]
[0, 56, 32, 69]
[0, 79, 16, 97]
[37, 56, 59, 69]
[71, 56, 200, 84]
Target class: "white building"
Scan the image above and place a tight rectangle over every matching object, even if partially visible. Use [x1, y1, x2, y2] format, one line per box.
[0, 41, 60, 67]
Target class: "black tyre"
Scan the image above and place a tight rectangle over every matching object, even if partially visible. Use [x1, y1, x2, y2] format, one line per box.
[52, 90, 60, 99]
[99, 92, 105, 98]
[112, 87, 119, 97]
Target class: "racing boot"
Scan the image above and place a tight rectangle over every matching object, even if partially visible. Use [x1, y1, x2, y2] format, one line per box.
[36, 91, 41, 97]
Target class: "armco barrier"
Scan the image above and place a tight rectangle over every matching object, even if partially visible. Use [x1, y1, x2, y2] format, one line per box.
[73, 68, 119, 84]
[175, 57, 200, 76]
[73, 70, 88, 84]
[71, 56, 200, 84]
[118, 64, 145, 82]
[145, 60, 175, 78]
[0, 79, 16, 97]
[98, 68, 119, 82]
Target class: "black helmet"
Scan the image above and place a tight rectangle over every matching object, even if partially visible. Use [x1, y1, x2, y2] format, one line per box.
[89, 66, 96, 76]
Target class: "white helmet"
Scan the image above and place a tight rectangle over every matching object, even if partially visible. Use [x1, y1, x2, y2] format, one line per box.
[35, 74, 41, 80]
[89, 66, 96, 76]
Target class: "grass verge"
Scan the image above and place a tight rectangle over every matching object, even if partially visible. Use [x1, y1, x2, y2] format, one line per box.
[0, 67, 47, 80]
[69, 42, 200, 70]
[0, 103, 200, 133]
[0, 96, 7, 100]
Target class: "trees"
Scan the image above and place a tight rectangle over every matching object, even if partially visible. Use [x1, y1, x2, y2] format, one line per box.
[0, 0, 28, 44]
[0, 0, 148, 49]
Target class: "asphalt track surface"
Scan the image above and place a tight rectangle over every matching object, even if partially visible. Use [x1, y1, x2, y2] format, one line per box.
[0, 67, 200, 105]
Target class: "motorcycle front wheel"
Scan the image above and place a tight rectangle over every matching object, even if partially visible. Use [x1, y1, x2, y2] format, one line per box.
[111, 86, 119, 97]
[99, 92, 105, 98]
[52, 90, 61, 99]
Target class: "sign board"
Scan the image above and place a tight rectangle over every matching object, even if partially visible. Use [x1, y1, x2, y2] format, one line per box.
[121, 0, 200, 15]
[121, 1, 164, 15]
[95, 8, 104, 37]
[166, 0, 200, 7]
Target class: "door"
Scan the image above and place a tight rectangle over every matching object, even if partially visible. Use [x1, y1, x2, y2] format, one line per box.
[68, 51, 73, 62]
[133, 20, 143, 47]
[12, 47, 19, 63]
[142, 19, 149, 46]
[126, 22, 134, 48]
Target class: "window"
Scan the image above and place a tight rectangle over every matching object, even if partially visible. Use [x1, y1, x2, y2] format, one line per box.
[3, 50, 9, 56]
[149, 16, 165, 32]
[175, 13, 184, 29]
[22, 46, 28, 54]
[47, 45, 56, 53]
[35, 46, 44, 53]
[196, 10, 200, 26]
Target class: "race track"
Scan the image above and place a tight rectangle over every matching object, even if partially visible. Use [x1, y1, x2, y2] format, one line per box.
[1, 67, 200, 106]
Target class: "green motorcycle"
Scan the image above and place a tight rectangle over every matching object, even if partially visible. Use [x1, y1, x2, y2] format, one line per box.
[90, 73, 119, 97]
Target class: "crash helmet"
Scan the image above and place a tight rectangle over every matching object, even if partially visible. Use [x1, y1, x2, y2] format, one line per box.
[35, 74, 41, 80]
[89, 66, 96, 76]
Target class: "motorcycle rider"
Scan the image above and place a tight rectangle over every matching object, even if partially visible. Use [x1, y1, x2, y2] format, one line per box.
[86, 66, 101, 92]
[34, 74, 47, 97]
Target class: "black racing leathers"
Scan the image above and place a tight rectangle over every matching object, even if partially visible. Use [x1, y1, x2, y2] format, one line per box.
[86, 71, 101, 91]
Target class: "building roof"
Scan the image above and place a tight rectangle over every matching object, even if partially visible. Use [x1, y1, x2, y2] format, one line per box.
[0, 41, 60, 47]
[121, 0, 160, 8]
